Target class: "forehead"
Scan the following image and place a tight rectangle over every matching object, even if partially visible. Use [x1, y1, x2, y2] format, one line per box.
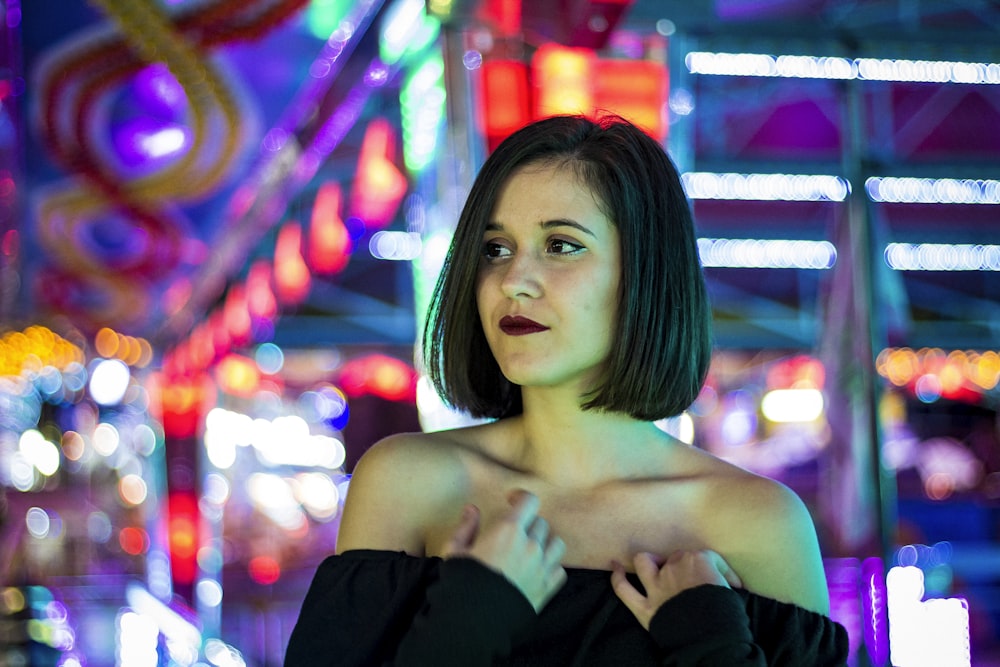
[492, 162, 608, 222]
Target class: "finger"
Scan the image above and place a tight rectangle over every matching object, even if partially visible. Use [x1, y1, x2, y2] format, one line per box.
[505, 487, 533, 506]
[633, 551, 662, 590]
[443, 504, 479, 555]
[547, 565, 568, 594]
[666, 549, 687, 565]
[528, 516, 549, 545]
[505, 489, 540, 530]
[544, 534, 566, 569]
[610, 560, 647, 611]
[707, 550, 743, 589]
[551, 566, 568, 586]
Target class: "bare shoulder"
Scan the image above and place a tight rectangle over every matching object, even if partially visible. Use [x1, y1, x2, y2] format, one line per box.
[696, 458, 830, 614]
[335, 429, 473, 555]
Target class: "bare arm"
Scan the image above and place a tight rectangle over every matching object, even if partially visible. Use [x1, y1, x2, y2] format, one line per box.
[336, 434, 442, 555]
[715, 476, 831, 615]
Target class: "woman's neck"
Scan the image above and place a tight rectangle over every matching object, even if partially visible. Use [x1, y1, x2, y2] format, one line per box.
[508, 387, 669, 489]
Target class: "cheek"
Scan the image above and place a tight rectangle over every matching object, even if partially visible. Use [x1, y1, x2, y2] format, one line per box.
[570, 277, 618, 341]
[595, 270, 621, 326]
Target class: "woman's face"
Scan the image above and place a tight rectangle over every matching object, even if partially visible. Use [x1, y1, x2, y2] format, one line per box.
[475, 162, 622, 394]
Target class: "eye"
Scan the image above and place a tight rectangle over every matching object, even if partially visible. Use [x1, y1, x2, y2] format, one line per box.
[482, 241, 512, 261]
[547, 238, 584, 255]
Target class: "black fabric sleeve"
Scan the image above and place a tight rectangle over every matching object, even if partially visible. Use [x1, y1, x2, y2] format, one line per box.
[740, 588, 850, 667]
[649, 585, 767, 666]
[394, 557, 537, 665]
[647, 585, 850, 667]
[283, 551, 536, 667]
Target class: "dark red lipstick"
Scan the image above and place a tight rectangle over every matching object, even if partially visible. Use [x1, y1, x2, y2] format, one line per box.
[499, 315, 549, 336]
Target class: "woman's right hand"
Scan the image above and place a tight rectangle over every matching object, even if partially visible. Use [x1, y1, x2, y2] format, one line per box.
[611, 549, 744, 630]
[442, 489, 567, 613]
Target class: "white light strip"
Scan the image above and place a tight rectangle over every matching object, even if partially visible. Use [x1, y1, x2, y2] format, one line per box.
[866, 177, 1000, 204]
[857, 58, 1000, 84]
[125, 584, 202, 648]
[370, 230, 423, 260]
[696, 239, 999, 271]
[682, 173, 1000, 205]
[686, 51, 1000, 84]
[686, 52, 855, 79]
[885, 243, 1000, 271]
[698, 238, 837, 269]
[682, 172, 850, 202]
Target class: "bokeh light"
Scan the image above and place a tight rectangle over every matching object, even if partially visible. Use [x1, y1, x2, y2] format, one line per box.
[89, 358, 131, 405]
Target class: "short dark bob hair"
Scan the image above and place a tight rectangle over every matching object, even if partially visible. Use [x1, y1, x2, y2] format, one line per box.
[423, 114, 711, 421]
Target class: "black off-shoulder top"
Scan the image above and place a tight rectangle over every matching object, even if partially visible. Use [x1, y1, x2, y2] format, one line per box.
[285, 549, 849, 666]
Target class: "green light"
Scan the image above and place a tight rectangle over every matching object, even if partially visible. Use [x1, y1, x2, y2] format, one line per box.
[306, 0, 353, 40]
[400, 52, 446, 174]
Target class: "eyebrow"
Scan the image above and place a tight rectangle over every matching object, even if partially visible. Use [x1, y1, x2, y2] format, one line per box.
[485, 219, 597, 238]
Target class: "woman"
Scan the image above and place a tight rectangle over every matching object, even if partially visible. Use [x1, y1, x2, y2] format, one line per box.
[285, 115, 849, 665]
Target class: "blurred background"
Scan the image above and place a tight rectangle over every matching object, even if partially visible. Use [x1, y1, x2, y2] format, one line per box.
[1, 0, 998, 665]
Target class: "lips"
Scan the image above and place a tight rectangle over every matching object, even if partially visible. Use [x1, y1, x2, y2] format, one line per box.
[499, 315, 549, 336]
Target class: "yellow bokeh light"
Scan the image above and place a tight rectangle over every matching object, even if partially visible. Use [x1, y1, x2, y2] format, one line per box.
[1, 326, 85, 377]
[939, 360, 965, 394]
[878, 346, 1000, 394]
[973, 351, 1000, 389]
[1, 587, 26, 614]
[94, 327, 120, 358]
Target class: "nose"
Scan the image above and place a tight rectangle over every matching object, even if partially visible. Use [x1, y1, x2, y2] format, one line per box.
[500, 252, 542, 299]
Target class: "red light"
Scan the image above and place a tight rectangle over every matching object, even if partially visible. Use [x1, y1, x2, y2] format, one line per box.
[337, 353, 417, 402]
[168, 492, 200, 585]
[209, 309, 232, 359]
[154, 373, 209, 439]
[274, 222, 311, 305]
[246, 260, 277, 320]
[481, 0, 521, 36]
[766, 354, 826, 390]
[308, 181, 351, 275]
[594, 59, 667, 141]
[248, 555, 281, 585]
[119, 526, 149, 555]
[224, 284, 252, 346]
[533, 44, 596, 118]
[481, 60, 531, 151]
[349, 119, 407, 229]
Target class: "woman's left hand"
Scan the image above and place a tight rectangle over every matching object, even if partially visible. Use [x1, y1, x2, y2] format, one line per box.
[610, 549, 743, 630]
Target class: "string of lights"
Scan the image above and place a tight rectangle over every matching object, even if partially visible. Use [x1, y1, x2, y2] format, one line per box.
[686, 51, 1000, 85]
